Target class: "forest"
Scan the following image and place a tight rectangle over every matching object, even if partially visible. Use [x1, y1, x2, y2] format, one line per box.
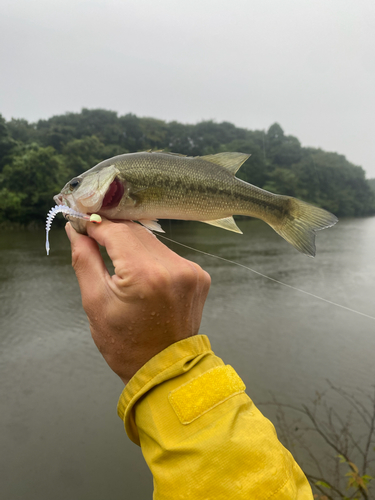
[0, 108, 374, 225]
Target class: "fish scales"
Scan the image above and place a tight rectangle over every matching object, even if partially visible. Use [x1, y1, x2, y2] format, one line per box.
[53, 151, 338, 256]
[99, 153, 282, 220]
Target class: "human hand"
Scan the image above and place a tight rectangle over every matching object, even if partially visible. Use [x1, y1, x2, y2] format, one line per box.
[65, 220, 211, 384]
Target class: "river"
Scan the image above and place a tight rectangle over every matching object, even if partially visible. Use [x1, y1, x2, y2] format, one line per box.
[1, 217, 374, 499]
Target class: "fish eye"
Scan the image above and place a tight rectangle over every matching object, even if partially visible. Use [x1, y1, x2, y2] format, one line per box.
[69, 178, 81, 190]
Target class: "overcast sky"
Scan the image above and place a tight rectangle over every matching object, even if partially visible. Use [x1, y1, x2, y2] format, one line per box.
[1, 0, 374, 177]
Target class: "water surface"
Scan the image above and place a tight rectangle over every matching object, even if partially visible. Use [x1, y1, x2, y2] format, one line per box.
[1, 217, 374, 499]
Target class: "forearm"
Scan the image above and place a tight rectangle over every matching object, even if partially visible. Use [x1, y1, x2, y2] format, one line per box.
[117, 335, 313, 500]
[66, 221, 312, 498]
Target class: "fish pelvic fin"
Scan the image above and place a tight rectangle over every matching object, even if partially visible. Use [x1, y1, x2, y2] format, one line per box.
[201, 152, 251, 175]
[270, 198, 338, 257]
[138, 219, 165, 233]
[201, 216, 243, 234]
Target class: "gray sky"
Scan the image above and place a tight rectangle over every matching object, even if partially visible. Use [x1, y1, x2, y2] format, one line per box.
[1, 0, 374, 177]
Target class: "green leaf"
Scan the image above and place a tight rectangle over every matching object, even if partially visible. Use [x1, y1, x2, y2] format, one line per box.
[315, 481, 331, 489]
[362, 475, 374, 485]
[337, 454, 347, 464]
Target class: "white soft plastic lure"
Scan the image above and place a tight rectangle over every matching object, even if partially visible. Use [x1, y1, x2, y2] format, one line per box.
[45, 205, 101, 255]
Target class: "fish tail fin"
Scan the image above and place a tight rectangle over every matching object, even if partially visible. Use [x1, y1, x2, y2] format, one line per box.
[269, 197, 338, 257]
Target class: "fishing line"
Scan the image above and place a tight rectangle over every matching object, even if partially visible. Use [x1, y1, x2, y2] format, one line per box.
[158, 234, 375, 322]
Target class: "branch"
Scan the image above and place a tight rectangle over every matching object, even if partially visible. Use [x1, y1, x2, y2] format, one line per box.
[327, 381, 371, 427]
[362, 391, 375, 473]
[307, 474, 345, 499]
[302, 406, 369, 500]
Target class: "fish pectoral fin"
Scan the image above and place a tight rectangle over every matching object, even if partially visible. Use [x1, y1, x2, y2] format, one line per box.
[130, 186, 149, 195]
[138, 219, 165, 233]
[200, 152, 251, 174]
[201, 217, 243, 234]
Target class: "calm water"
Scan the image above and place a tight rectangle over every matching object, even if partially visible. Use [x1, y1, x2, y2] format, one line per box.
[1, 217, 375, 499]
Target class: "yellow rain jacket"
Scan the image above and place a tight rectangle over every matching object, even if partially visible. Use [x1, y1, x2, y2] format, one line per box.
[117, 335, 313, 499]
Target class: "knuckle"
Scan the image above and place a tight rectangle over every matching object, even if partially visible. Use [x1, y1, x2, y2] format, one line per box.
[202, 269, 211, 286]
[176, 261, 199, 287]
[150, 265, 172, 288]
[139, 264, 172, 294]
[185, 261, 211, 292]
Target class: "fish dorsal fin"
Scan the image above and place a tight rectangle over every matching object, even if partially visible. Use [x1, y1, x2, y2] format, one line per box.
[160, 151, 187, 157]
[200, 152, 251, 174]
[146, 150, 188, 157]
[201, 216, 243, 234]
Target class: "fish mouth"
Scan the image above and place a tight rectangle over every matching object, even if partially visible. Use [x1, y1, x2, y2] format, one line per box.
[54, 194, 64, 205]
[101, 177, 124, 210]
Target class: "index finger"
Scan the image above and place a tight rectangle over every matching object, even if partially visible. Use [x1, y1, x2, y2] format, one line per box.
[86, 219, 157, 278]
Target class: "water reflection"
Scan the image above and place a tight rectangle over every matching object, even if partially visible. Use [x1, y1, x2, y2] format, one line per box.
[1, 216, 374, 499]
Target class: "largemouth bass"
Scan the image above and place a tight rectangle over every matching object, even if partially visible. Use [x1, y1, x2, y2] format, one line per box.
[54, 151, 337, 256]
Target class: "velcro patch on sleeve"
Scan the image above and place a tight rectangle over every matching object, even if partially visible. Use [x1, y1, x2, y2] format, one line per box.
[168, 365, 246, 425]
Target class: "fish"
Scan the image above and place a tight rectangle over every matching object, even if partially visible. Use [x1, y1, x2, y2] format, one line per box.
[54, 151, 338, 256]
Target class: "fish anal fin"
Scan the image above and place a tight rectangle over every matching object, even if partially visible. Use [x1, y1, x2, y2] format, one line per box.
[201, 152, 251, 174]
[201, 216, 243, 234]
[138, 219, 165, 233]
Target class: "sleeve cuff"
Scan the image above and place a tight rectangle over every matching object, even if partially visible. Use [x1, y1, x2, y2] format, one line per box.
[117, 334, 214, 445]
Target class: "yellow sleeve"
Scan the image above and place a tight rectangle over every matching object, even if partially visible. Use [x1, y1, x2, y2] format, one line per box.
[117, 335, 313, 500]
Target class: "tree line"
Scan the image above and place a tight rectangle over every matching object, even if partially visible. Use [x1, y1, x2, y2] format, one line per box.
[0, 108, 374, 225]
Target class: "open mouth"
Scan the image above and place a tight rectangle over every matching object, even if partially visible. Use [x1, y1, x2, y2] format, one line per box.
[54, 194, 64, 205]
[101, 178, 124, 210]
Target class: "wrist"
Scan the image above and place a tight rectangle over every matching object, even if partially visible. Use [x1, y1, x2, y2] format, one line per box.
[108, 332, 199, 385]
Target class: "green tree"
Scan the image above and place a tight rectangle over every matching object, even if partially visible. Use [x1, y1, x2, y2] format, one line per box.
[36, 108, 124, 152]
[0, 144, 67, 223]
[62, 135, 124, 178]
[119, 113, 145, 152]
[219, 137, 269, 188]
[263, 167, 300, 196]
[266, 123, 302, 166]
[294, 150, 374, 216]
[6, 117, 38, 144]
[139, 117, 168, 150]
[1, 109, 374, 223]
[0, 114, 17, 172]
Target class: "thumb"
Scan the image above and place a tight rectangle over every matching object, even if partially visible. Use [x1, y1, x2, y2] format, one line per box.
[65, 222, 109, 305]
